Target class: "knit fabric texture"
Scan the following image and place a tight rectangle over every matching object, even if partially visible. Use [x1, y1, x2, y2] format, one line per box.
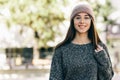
[49, 42, 114, 80]
[70, 2, 95, 21]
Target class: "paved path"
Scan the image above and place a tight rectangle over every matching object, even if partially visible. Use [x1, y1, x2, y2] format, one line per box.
[0, 70, 120, 80]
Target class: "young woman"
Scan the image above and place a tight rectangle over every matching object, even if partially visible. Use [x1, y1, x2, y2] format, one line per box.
[49, 2, 114, 80]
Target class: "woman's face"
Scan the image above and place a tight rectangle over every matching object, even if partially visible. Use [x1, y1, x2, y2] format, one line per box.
[73, 12, 91, 34]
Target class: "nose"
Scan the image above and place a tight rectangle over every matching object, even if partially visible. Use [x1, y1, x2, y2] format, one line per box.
[80, 18, 85, 24]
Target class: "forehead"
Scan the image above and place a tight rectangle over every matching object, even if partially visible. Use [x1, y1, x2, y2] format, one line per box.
[75, 12, 89, 16]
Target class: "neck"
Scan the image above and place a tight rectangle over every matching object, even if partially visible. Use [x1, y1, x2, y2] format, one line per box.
[72, 32, 91, 44]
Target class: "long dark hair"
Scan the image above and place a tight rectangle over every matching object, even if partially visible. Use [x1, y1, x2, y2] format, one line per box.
[56, 16, 101, 49]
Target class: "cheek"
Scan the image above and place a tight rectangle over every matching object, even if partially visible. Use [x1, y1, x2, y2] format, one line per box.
[88, 23, 91, 29]
[87, 24, 90, 28]
[74, 21, 79, 26]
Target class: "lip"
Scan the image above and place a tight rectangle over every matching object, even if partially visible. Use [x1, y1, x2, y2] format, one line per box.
[78, 24, 86, 26]
[78, 25, 86, 29]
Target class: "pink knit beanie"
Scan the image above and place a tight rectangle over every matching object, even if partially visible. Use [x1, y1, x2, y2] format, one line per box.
[70, 2, 95, 21]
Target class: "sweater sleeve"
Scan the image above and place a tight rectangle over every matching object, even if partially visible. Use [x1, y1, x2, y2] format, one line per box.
[94, 43, 114, 80]
[49, 48, 64, 80]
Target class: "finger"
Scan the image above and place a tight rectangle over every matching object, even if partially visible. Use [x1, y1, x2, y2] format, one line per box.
[97, 48, 101, 52]
[95, 49, 98, 52]
[96, 47, 100, 51]
[95, 45, 103, 52]
[97, 45, 103, 50]
[95, 47, 100, 52]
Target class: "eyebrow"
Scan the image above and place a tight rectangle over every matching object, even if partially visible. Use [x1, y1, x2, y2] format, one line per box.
[76, 14, 89, 17]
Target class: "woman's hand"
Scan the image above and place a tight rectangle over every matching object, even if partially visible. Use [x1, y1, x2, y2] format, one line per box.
[95, 45, 104, 52]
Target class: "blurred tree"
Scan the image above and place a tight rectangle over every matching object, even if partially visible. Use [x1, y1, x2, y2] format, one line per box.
[80, 0, 114, 24]
[1, 0, 114, 47]
[0, 0, 68, 48]
[0, 0, 69, 59]
[0, 0, 115, 48]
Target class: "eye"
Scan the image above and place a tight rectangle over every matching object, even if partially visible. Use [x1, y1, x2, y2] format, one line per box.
[75, 16, 81, 19]
[84, 16, 90, 19]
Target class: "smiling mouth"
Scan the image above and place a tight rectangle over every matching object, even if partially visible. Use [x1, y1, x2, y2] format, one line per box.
[78, 25, 86, 29]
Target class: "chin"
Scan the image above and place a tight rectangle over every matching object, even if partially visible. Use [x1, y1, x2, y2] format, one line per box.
[78, 30, 88, 33]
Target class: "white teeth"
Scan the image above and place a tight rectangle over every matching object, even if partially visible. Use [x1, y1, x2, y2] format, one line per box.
[79, 26, 85, 27]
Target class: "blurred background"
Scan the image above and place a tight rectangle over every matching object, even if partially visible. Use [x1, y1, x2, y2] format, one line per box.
[0, 0, 120, 80]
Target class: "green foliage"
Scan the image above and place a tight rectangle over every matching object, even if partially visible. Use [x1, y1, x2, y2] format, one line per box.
[1, 0, 115, 48]
[1, 0, 66, 48]
[80, 0, 114, 24]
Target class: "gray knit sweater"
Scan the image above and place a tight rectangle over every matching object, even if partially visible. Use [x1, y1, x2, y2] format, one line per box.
[49, 42, 114, 80]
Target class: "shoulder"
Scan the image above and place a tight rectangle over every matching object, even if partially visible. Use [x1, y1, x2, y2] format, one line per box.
[54, 43, 71, 56]
[55, 43, 71, 51]
[52, 44, 69, 59]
